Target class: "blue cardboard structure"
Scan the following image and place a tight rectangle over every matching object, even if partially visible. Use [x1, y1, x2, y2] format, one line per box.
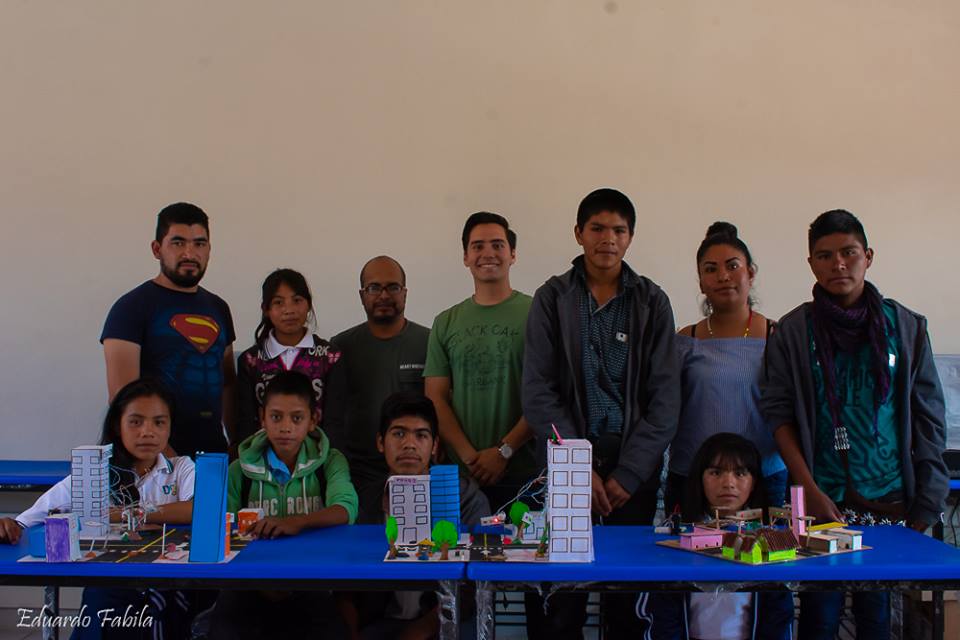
[27, 525, 46, 558]
[430, 465, 461, 533]
[189, 453, 229, 562]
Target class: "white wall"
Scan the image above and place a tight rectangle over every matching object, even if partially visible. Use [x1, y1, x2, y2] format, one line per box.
[1, 1, 958, 458]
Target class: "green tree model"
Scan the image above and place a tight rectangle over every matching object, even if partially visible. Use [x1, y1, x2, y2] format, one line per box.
[508, 501, 530, 543]
[386, 516, 399, 559]
[431, 520, 458, 560]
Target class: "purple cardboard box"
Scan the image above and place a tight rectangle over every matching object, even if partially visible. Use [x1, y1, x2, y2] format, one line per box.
[44, 513, 80, 562]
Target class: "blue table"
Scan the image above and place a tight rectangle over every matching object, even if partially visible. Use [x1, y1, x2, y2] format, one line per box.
[0, 525, 464, 639]
[0, 460, 70, 490]
[6, 525, 960, 639]
[468, 526, 960, 639]
[469, 525, 960, 585]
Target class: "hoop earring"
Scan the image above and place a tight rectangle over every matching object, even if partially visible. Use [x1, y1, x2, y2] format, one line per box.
[698, 294, 712, 317]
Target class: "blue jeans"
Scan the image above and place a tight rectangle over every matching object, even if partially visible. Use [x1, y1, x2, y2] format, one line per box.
[798, 591, 890, 639]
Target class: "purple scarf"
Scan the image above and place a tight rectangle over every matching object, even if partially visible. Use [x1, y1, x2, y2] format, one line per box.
[810, 281, 891, 441]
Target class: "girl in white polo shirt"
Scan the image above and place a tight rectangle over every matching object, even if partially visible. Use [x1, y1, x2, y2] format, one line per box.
[0, 378, 195, 639]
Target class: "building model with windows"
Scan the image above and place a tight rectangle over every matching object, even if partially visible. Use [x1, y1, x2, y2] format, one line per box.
[383, 440, 598, 563]
[429, 465, 461, 535]
[660, 484, 867, 565]
[70, 444, 113, 537]
[546, 438, 593, 562]
[388, 474, 432, 545]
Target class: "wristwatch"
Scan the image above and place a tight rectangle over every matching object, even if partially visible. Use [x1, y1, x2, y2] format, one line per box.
[497, 442, 514, 460]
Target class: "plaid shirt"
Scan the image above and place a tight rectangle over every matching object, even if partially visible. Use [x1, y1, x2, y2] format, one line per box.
[577, 264, 632, 437]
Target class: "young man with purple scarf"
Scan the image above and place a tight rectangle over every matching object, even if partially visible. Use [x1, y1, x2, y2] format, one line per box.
[760, 209, 948, 639]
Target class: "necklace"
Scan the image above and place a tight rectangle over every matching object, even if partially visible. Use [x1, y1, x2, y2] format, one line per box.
[707, 308, 753, 337]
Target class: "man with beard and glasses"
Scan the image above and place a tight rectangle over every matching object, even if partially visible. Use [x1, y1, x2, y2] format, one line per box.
[331, 255, 430, 514]
[101, 202, 236, 458]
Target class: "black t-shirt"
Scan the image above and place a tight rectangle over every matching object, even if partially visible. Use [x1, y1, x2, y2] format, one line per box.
[101, 281, 235, 457]
[330, 321, 429, 485]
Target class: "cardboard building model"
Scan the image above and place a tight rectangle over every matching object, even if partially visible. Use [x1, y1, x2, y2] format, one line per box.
[680, 526, 726, 550]
[383, 443, 598, 563]
[722, 528, 798, 564]
[388, 474, 433, 545]
[45, 513, 81, 562]
[546, 438, 594, 562]
[189, 453, 229, 563]
[665, 484, 866, 564]
[70, 444, 113, 537]
[429, 465, 461, 535]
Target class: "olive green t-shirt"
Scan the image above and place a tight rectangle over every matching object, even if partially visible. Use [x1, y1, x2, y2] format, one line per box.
[423, 291, 536, 483]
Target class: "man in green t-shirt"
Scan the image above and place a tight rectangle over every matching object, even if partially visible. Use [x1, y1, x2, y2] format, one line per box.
[424, 212, 536, 512]
[331, 255, 430, 514]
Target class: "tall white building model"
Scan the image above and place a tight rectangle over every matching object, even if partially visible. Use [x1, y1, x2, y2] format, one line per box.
[547, 438, 593, 562]
[70, 444, 113, 537]
[388, 474, 432, 545]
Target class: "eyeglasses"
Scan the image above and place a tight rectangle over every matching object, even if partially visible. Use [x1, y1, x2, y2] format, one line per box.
[361, 283, 405, 296]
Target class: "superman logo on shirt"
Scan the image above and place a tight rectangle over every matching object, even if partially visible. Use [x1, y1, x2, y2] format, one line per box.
[169, 314, 221, 354]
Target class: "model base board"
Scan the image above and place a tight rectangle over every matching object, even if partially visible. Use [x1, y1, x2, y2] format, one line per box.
[21, 527, 248, 564]
[657, 539, 870, 565]
[383, 533, 566, 563]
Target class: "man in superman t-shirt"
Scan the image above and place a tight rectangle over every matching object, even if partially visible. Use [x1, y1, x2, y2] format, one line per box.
[101, 203, 236, 458]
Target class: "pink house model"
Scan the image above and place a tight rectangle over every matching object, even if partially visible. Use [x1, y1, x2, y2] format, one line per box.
[679, 526, 725, 550]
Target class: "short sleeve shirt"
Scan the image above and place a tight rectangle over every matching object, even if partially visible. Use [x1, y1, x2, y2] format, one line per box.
[101, 281, 235, 457]
[16, 454, 195, 528]
[423, 291, 535, 482]
[331, 321, 430, 485]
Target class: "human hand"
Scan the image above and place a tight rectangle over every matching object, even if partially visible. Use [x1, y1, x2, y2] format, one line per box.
[250, 516, 304, 539]
[907, 519, 930, 534]
[604, 477, 631, 511]
[805, 486, 844, 524]
[0, 518, 22, 544]
[592, 471, 612, 517]
[467, 448, 508, 486]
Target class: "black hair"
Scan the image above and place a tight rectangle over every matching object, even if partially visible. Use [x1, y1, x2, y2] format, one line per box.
[808, 209, 868, 254]
[378, 391, 439, 439]
[682, 433, 768, 522]
[696, 221, 757, 314]
[576, 188, 636, 235]
[696, 221, 755, 268]
[461, 211, 517, 251]
[100, 378, 177, 472]
[155, 202, 209, 243]
[254, 268, 315, 348]
[262, 371, 317, 414]
[359, 255, 407, 287]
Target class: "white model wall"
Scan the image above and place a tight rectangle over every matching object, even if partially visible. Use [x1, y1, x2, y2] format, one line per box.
[1, 2, 958, 458]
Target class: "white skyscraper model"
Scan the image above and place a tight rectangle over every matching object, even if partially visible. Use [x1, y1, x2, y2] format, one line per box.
[388, 475, 432, 545]
[70, 444, 113, 537]
[547, 439, 593, 562]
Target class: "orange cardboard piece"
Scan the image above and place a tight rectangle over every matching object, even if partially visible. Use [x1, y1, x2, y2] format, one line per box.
[225, 513, 234, 555]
